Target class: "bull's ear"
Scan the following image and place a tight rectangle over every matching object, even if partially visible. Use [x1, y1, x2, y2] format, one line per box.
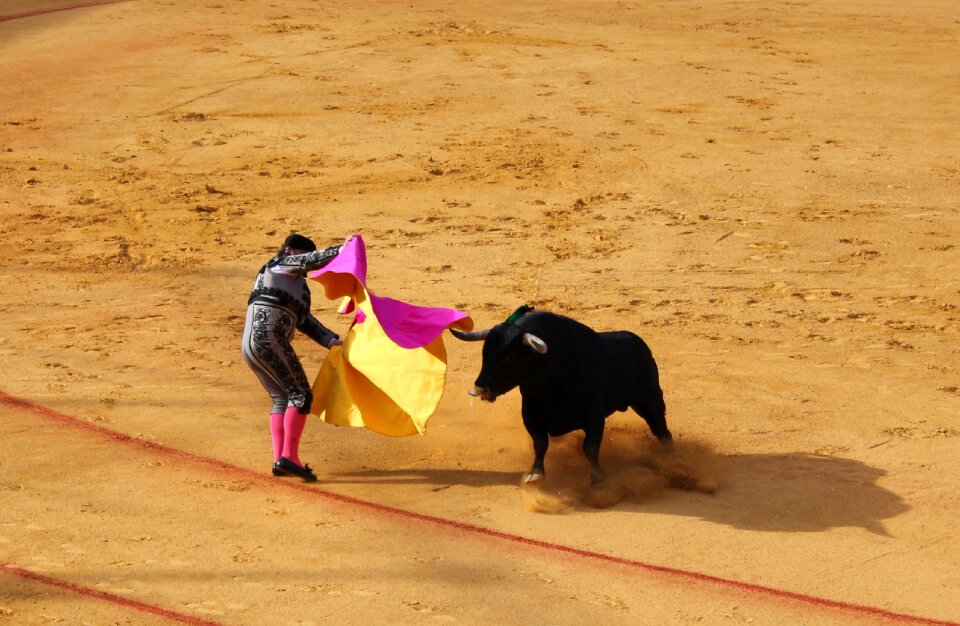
[522, 333, 548, 354]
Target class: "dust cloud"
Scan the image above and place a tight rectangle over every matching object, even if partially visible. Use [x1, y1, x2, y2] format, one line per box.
[521, 426, 722, 512]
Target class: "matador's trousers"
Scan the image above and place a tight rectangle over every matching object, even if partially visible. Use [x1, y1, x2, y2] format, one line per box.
[241, 303, 313, 414]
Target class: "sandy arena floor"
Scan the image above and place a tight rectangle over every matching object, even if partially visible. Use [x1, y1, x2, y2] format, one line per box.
[1, 1, 959, 624]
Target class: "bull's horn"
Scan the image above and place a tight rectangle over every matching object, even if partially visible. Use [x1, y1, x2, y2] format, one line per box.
[522, 333, 548, 354]
[449, 327, 490, 341]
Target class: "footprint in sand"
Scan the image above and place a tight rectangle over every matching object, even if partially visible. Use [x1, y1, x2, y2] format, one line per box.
[186, 600, 225, 616]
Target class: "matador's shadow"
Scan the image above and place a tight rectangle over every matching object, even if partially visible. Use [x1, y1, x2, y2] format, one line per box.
[323, 467, 521, 490]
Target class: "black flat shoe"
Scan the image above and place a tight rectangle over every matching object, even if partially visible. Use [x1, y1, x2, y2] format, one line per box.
[277, 457, 317, 482]
[272, 461, 288, 477]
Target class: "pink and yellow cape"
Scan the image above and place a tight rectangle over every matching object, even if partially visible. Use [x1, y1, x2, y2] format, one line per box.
[308, 234, 473, 436]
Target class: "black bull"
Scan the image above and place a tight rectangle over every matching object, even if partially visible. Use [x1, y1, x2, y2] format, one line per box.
[451, 310, 672, 485]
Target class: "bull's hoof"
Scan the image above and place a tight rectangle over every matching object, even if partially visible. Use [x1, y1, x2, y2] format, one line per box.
[524, 470, 545, 484]
[656, 436, 675, 454]
[590, 472, 606, 487]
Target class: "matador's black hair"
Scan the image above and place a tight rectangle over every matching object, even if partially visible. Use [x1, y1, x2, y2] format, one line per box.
[282, 233, 317, 252]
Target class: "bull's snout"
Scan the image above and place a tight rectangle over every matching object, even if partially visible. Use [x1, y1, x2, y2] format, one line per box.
[468, 386, 497, 403]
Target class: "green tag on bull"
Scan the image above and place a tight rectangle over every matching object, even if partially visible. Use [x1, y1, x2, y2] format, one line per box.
[505, 305, 534, 325]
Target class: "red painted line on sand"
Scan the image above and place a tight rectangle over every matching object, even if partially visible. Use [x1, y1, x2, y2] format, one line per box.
[0, 564, 223, 626]
[2, 389, 957, 626]
[0, 0, 136, 23]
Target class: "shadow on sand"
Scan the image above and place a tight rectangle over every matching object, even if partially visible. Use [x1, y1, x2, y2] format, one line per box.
[326, 434, 907, 536]
[323, 467, 520, 490]
[636, 449, 907, 535]
[525, 435, 907, 535]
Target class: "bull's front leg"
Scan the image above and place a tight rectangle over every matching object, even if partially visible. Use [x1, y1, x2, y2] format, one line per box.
[525, 432, 548, 483]
[521, 405, 549, 484]
[583, 419, 605, 486]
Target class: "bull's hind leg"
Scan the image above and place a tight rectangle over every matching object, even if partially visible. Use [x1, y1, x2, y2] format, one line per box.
[632, 390, 672, 444]
[525, 432, 548, 484]
[583, 420, 606, 486]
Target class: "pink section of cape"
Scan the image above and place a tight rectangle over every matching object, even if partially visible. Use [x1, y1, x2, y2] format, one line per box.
[308, 234, 473, 347]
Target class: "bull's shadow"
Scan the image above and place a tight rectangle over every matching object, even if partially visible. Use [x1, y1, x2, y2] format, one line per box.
[532, 439, 909, 535]
[326, 445, 908, 536]
[506, 427, 910, 535]
[552, 446, 909, 536]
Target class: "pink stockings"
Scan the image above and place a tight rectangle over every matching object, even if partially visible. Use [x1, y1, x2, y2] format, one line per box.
[269, 413, 285, 462]
[275, 406, 308, 467]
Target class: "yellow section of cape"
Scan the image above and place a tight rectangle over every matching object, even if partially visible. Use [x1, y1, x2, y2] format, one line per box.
[310, 291, 448, 437]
